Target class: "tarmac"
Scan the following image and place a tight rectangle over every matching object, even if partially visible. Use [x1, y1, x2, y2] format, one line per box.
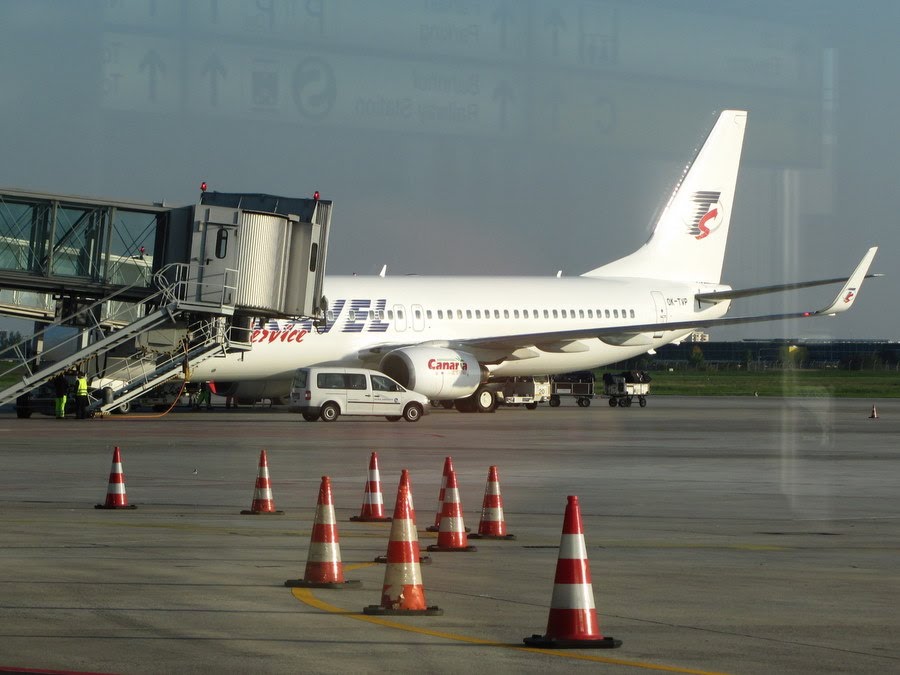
[0, 396, 898, 674]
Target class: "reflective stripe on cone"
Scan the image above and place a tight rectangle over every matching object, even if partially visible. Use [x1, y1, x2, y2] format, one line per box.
[426, 456, 454, 532]
[286, 476, 360, 589]
[427, 469, 476, 552]
[364, 469, 442, 616]
[524, 495, 621, 649]
[470, 465, 515, 540]
[351, 451, 392, 522]
[241, 449, 284, 515]
[95, 446, 136, 510]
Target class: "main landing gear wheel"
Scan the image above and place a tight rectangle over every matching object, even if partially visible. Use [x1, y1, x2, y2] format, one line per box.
[455, 397, 476, 413]
[475, 387, 496, 413]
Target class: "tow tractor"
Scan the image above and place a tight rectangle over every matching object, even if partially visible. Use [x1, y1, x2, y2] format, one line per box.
[496, 376, 551, 409]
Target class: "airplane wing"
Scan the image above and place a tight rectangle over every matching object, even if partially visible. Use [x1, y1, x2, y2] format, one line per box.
[457, 247, 880, 353]
[696, 275, 881, 303]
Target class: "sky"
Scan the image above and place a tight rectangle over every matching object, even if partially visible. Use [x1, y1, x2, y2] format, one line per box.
[0, 0, 897, 341]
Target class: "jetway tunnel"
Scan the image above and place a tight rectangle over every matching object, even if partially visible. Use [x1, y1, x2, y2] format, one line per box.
[0, 185, 332, 415]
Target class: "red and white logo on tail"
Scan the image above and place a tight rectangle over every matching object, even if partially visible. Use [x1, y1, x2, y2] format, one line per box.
[685, 191, 723, 240]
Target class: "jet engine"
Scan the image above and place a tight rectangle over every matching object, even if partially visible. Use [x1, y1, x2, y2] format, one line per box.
[380, 346, 484, 400]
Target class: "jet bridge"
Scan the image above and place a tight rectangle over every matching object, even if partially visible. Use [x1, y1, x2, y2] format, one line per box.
[0, 186, 332, 415]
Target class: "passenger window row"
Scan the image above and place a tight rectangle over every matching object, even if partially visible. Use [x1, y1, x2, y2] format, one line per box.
[335, 307, 638, 322]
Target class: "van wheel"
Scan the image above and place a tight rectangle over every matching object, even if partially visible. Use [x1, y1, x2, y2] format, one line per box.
[320, 402, 340, 422]
[302, 412, 319, 422]
[403, 402, 423, 422]
[386, 415, 402, 422]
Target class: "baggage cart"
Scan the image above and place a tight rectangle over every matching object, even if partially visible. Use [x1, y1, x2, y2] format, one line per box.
[602, 371, 651, 408]
[549, 371, 595, 407]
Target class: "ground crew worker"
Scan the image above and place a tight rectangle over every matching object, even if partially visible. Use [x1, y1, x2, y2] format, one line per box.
[52, 371, 68, 419]
[194, 382, 212, 411]
[75, 371, 89, 419]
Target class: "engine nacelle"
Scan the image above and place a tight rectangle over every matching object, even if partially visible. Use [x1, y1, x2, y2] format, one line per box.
[380, 347, 484, 400]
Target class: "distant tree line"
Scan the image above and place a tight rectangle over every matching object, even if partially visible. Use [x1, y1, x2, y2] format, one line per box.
[0, 331, 24, 359]
[603, 341, 900, 373]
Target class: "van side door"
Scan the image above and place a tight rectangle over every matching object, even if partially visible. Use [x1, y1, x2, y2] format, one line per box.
[344, 372, 373, 414]
[370, 374, 404, 415]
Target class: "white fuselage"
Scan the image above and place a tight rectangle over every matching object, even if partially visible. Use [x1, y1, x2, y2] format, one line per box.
[191, 274, 730, 390]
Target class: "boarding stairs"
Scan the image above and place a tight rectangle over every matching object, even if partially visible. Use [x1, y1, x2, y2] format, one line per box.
[90, 317, 239, 414]
[0, 262, 241, 410]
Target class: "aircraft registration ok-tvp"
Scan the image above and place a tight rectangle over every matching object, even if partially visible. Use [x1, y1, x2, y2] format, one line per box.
[194, 110, 879, 412]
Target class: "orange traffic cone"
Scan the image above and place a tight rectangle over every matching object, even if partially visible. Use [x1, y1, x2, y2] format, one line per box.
[350, 451, 392, 522]
[869, 405, 878, 419]
[426, 456, 469, 533]
[524, 495, 621, 649]
[285, 476, 360, 589]
[364, 470, 442, 615]
[470, 466, 515, 540]
[426, 456, 454, 532]
[241, 449, 284, 515]
[427, 469, 476, 552]
[374, 469, 430, 563]
[95, 446, 136, 509]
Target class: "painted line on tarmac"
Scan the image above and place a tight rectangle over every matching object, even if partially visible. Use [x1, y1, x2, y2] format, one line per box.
[290, 586, 730, 674]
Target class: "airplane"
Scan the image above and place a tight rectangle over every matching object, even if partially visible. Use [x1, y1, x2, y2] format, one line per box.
[190, 110, 879, 412]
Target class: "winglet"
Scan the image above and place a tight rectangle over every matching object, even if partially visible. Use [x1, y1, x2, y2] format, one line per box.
[816, 247, 878, 315]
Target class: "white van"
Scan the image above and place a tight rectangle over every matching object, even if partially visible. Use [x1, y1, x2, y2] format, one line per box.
[289, 367, 430, 422]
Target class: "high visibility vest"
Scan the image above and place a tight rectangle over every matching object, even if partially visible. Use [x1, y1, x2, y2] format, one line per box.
[76, 377, 88, 396]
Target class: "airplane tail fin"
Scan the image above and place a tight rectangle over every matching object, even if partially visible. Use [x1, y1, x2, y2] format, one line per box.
[582, 109, 748, 284]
